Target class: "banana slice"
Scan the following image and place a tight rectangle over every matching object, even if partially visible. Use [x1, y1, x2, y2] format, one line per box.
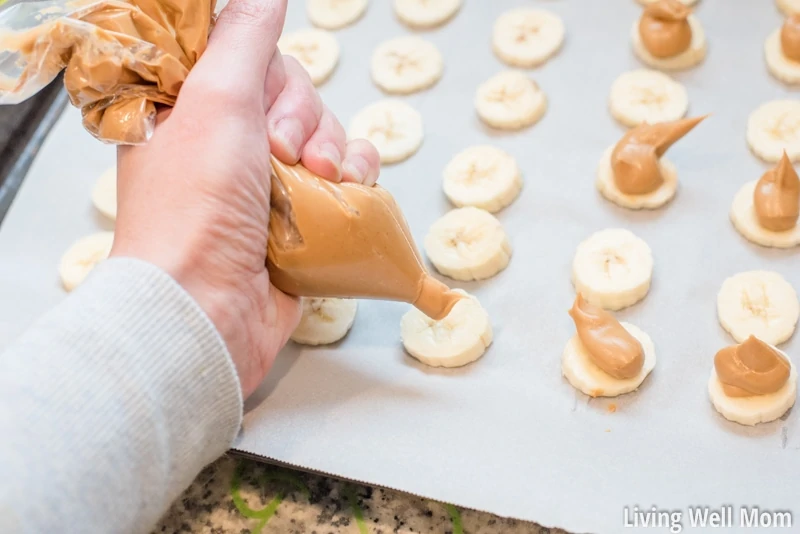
[709, 352, 797, 426]
[730, 181, 800, 249]
[492, 8, 565, 68]
[278, 29, 339, 86]
[562, 322, 656, 398]
[608, 69, 688, 127]
[637, 0, 699, 5]
[424, 207, 512, 282]
[747, 100, 800, 163]
[371, 36, 443, 95]
[59, 232, 115, 292]
[91, 166, 117, 221]
[348, 99, 423, 164]
[572, 229, 653, 311]
[717, 271, 800, 346]
[442, 146, 522, 213]
[631, 15, 707, 71]
[595, 147, 678, 210]
[475, 71, 547, 131]
[777, 0, 800, 16]
[401, 290, 492, 368]
[307, 0, 368, 30]
[765, 28, 800, 86]
[290, 298, 358, 345]
[393, 0, 461, 30]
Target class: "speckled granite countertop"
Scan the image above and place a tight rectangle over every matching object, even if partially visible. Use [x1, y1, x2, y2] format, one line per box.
[154, 457, 567, 534]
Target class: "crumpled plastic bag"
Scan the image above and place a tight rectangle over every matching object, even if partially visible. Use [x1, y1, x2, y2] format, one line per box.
[0, 0, 215, 144]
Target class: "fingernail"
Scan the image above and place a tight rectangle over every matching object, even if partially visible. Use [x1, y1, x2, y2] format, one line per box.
[342, 155, 370, 185]
[273, 118, 304, 161]
[319, 142, 342, 182]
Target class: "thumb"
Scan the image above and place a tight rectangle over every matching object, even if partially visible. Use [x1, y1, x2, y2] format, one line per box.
[184, 0, 287, 105]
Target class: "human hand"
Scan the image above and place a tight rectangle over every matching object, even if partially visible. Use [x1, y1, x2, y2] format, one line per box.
[110, 0, 380, 398]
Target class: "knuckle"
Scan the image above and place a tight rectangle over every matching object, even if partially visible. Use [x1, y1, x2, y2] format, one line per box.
[217, 0, 273, 30]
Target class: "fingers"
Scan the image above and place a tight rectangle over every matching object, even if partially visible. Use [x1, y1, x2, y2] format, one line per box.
[342, 139, 381, 186]
[299, 105, 347, 182]
[185, 0, 287, 105]
[266, 56, 323, 164]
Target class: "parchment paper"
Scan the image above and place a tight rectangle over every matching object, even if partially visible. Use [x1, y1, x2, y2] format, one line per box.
[1, 2, 798, 533]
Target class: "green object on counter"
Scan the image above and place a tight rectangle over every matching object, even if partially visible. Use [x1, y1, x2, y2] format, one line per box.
[344, 485, 369, 534]
[230, 462, 309, 534]
[445, 503, 464, 534]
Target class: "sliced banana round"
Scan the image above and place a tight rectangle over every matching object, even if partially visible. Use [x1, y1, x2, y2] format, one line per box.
[631, 15, 707, 71]
[765, 28, 800, 86]
[596, 146, 678, 210]
[371, 36, 443, 95]
[424, 207, 511, 282]
[307, 0, 368, 30]
[59, 231, 114, 292]
[475, 71, 547, 131]
[730, 180, 800, 249]
[637, 0, 699, 5]
[777, 0, 800, 16]
[91, 166, 117, 221]
[717, 271, 800, 346]
[572, 229, 653, 311]
[401, 290, 492, 368]
[747, 100, 800, 163]
[442, 146, 522, 213]
[348, 99, 423, 164]
[709, 353, 797, 426]
[393, 0, 461, 30]
[278, 28, 339, 86]
[608, 69, 688, 127]
[492, 8, 565, 68]
[290, 298, 358, 345]
[562, 322, 656, 398]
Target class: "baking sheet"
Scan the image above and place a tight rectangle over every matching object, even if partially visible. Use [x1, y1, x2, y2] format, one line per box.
[1, 1, 799, 533]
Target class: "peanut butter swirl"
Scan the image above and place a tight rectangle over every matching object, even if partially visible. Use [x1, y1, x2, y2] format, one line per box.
[611, 116, 705, 195]
[267, 157, 463, 320]
[638, 0, 692, 59]
[754, 151, 800, 232]
[568, 294, 644, 380]
[781, 15, 800, 62]
[714, 336, 791, 397]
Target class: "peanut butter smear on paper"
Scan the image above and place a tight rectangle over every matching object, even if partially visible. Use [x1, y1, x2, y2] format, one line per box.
[715, 336, 790, 397]
[754, 151, 800, 232]
[781, 15, 800, 62]
[611, 116, 705, 195]
[638, 0, 692, 59]
[0, 0, 216, 144]
[267, 157, 463, 320]
[568, 294, 644, 380]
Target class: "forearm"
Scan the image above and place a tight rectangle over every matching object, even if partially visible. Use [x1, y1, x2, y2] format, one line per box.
[0, 258, 242, 534]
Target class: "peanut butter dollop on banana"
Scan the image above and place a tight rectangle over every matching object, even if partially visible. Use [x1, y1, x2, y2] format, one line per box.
[781, 15, 800, 62]
[754, 151, 800, 232]
[569, 294, 644, 380]
[639, 0, 693, 59]
[611, 116, 705, 195]
[715, 336, 791, 397]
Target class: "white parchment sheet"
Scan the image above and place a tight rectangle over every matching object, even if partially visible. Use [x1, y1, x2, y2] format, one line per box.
[1, 1, 799, 533]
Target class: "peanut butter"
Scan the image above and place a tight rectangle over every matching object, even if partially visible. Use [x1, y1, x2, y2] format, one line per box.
[714, 336, 791, 397]
[754, 151, 800, 232]
[781, 15, 800, 62]
[0, 0, 214, 144]
[268, 157, 462, 320]
[610, 116, 705, 195]
[638, 0, 692, 59]
[568, 294, 644, 380]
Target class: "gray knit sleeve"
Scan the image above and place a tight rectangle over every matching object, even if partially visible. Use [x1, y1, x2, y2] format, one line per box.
[0, 257, 243, 534]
